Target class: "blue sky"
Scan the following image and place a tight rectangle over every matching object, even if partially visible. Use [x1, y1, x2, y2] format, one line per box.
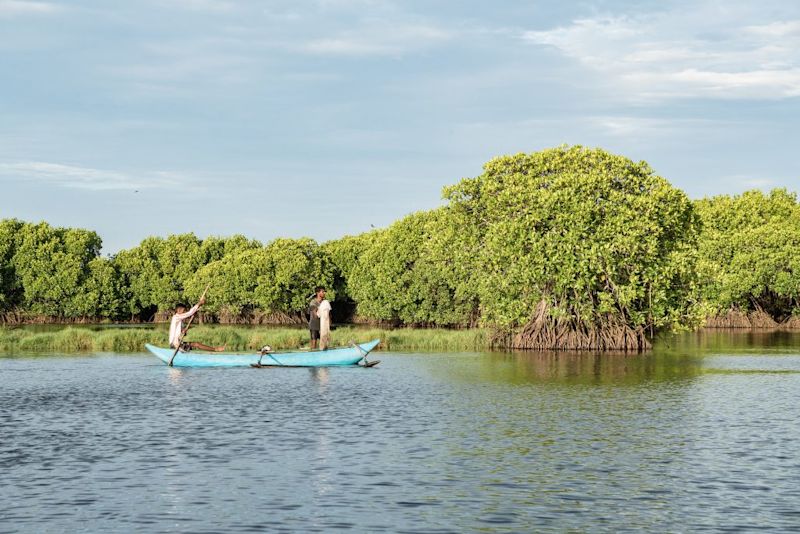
[1, 0, 798, 253]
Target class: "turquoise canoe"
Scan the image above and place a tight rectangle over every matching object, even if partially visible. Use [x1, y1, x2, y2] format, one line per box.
[145, 339, 381, 368]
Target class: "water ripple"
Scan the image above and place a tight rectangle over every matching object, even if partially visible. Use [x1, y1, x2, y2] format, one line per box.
[1, 349, 799, 532]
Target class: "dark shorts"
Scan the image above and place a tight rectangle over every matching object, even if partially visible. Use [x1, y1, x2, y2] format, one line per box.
[309, 329, 320, 340]
[171, 342, 193, 352]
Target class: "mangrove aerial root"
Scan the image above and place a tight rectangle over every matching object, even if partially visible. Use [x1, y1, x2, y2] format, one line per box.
[509, 300, 651, 352]
[704, 308, 779, 329]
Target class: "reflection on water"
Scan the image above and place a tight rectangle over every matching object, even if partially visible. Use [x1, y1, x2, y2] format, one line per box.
[309, 366, 330, 386]
[477, 350, 704, 385]
[665, 328, 800, 353]
[1, 332, 799, 532]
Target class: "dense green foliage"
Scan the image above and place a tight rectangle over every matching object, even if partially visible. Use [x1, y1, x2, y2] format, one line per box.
[2, 145, 798, 348]
[0, 220, 104, 318]
[695, 189, 800, 320]
[0, 220, 22, 310]
[443, 146, 701, 344]
[348, 208, 480, 326]
[0, 221, 330, 322]
[113, 233, 263, 318]
[186, 238, 335, 319]
[321, 231, 381, 302]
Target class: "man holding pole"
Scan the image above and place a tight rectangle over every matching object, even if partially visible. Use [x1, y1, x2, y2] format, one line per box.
[169, 295, 225, 352]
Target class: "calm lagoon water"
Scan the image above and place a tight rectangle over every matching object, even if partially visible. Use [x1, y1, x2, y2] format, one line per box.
[1, 331, 799, 532]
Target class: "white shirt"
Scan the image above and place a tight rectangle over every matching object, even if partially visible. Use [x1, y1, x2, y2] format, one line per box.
[169, 303, 200, 348]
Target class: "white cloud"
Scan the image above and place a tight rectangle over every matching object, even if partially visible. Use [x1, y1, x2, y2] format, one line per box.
[302, 24, 452, 56]
[154, 0, 236, 12]
[0, 162, 185, 191]
[114, 49, 253, 84]
[745, 20, 800, 38]
[101, 3, 453, 98]
[107, 35, 259, 94]
[622, 68, 800, 99]
[735, 176, 776, 189]
[0, 0, 60, 16]
[523, 8, 800, 101]
[589, 115, 723, 137]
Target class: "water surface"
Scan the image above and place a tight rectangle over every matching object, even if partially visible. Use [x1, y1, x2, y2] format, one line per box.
[2, 331, 799, 532]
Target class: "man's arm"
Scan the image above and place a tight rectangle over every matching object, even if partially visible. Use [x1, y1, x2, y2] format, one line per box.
[173, 303, 201, 321]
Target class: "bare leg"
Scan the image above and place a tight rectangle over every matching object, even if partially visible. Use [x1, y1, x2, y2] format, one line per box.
[188, 342, 226, 352]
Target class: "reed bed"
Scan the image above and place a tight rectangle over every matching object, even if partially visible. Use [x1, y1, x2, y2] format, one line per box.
[0, 325, 492, 354]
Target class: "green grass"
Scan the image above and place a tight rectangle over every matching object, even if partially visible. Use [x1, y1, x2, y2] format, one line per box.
[0, 325, 493, 353]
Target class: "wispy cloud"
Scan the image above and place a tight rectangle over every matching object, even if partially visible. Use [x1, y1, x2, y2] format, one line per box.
[523, 7, 800, 101]
[114, 46, 254, 83]
[0, 0, 61, 16]
[734, 176, 776, 189]
[106, 33, 261, 96]
[0, 162, 185, 191]
[107, 15, 453, 95]
[154, 0, 236, 12]
[302, 24, 452, 56]
[588, 115, 727, 137]
[745, 20, 800, 38]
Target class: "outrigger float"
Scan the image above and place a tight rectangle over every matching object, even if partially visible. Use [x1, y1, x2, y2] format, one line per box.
[145, 339, 381, 368]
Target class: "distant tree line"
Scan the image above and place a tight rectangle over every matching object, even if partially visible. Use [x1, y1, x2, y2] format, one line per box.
[2, 146, 799, 349]
[696, 189, 800, 328]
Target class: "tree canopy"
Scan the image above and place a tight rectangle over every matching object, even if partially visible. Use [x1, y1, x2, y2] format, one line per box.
[347, 208, 479, 326]
[2, 146, 797, 350]
[695, 189, 800, 321]
[442, 146, 700, 349]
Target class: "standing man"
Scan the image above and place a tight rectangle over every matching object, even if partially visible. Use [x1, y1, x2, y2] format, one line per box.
[308, 286, 325, 349]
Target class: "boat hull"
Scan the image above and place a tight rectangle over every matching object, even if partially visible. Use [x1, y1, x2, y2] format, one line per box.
[145, 339, 380, 368]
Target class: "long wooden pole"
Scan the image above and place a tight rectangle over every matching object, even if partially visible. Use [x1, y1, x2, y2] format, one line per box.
[168, 284, 210, 367]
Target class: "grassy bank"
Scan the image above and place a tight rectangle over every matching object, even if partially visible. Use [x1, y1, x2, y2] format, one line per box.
[0, 325, 492, 354]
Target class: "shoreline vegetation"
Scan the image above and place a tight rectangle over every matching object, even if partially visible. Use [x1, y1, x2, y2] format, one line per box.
[3, 146, 800, 352]
[1, 324, 798, 355]
[0, 326, 492, 354]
